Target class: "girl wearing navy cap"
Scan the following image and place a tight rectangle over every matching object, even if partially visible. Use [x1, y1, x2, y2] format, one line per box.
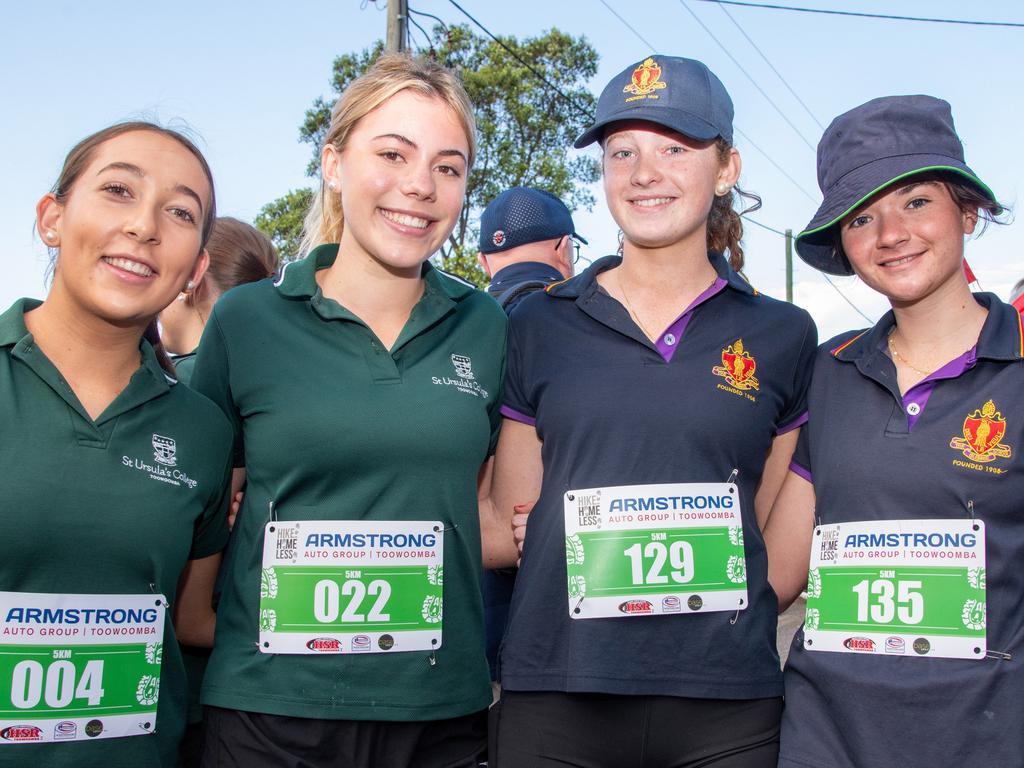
[765, 95, 1016, 768]
[487, 56, 817, 767]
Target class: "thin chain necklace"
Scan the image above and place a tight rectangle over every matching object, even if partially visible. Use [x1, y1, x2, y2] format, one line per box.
[887, 331, 971, 378]
[616, 269, 717, 342]
[617, 269, 656, 340]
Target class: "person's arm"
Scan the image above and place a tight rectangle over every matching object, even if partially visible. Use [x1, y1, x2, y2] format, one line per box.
[480, 418, 543, 568]
[753, 428, 801, 531]
[172, 553, 222, 647]
[763, 469, 816, 612]
[229, 468, 247, 530]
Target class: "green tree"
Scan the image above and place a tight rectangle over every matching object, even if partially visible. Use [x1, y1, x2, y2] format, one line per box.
[254, 188, 313, 262]
[256, 26, 600, 284]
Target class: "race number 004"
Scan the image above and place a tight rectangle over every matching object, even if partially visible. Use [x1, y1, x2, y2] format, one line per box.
[10, 659, 105, 710]
[852, 579, 923, 625]
[313, 579, 391, 624]
[623, 541, 695, 585]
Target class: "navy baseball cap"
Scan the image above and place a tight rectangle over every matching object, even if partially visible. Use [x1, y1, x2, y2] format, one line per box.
[478, 187, 587, 254]
[796, 95, 999, 276]
[574, 56, 733, 148]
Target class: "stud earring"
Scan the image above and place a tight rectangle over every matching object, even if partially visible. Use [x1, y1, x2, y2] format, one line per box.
[185, 280, 195, 292]
[715, 183, 731, 196]
[327, 180, 338, 192]
[45, 231, 57, 242]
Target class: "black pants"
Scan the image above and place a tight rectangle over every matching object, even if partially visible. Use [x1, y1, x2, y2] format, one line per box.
[202, 706, 487, 768]
[489, 690, 781, 768]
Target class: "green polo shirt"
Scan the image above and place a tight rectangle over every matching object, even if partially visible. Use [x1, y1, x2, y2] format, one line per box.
[191, 244, 506, 721]
[0, 299, 232, 768]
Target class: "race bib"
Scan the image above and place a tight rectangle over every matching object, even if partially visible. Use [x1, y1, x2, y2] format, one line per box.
[563, 483, 748, 620]
[0, 592, 166, 744]
[804, 519, 986, 660]
[259, 520, 443, 654]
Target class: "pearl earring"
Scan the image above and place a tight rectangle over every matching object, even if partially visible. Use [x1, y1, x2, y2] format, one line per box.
[185, 280, 195, 292]
[715, 183, 731, 196]
[45, 231, 57, 242]
[327, 180, 338, 192]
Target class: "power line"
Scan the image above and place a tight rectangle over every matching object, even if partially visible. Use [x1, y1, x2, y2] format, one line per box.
[821, 273, 875, 324]
[444, 0, 595, 121]
[677, 0, 819, 152]
[734, 127, 818, 202]
[714, 2, 824, 130]
[597, 0, 660, 52]
[743, 216, 786, 237]
[597, 1, 819, 202]
[407, 6, 451, 34]
[689, 0, 1024, 28]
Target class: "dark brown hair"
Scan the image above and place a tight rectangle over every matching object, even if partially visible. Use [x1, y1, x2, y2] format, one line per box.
[49, 121, 217, 377]
[186, 217, 279, 307]
[707, 138, 760, 273]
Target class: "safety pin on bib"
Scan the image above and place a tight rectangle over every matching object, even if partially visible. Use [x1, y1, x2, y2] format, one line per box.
[726, 468, 739, 485]
[148, 583, 169, 608]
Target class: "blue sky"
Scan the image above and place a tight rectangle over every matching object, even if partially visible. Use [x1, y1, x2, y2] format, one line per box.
[3, 0, 1021, 337]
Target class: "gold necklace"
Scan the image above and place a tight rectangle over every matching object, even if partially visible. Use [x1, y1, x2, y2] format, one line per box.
[887, 332, 971, 378]
[617, 269, 655, 340]
[616, 269, 717, 342]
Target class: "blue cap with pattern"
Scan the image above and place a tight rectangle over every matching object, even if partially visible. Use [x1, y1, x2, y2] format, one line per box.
[478, 187, 587, 254]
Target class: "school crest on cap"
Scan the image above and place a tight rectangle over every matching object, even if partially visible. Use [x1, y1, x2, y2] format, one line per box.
[712, 339, 760, 392]
[623, 58, 667, 101]
[950, 399, 1012, 464]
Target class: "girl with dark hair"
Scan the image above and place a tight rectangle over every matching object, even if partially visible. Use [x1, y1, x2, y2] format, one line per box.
[487, 56, 817, 767]
[766, 95, 1018, 768]
[160, 217, 280, 385]
[0, 122, 233, 767]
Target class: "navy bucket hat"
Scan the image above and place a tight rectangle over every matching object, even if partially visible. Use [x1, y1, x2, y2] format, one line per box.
[796, 95, 999, 276]
[574, 56, 733, 148]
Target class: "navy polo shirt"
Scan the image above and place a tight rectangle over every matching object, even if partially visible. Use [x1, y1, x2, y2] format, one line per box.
[500, 253, 817, 699]
[780, 294, 1024, 768]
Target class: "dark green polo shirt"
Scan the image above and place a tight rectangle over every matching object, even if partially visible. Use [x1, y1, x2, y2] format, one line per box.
[0, 300, 232, 768]
[191, 244, 506, 721]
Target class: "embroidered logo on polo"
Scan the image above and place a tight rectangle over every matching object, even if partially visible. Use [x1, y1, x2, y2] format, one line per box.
[712, 339, 759, 401]
[623, 58, 667, 102]
[431, 354, 489, 399]
[950, 399, 1012, 472]
[120, 433, 199, 489]
[152, 434, 176, 466]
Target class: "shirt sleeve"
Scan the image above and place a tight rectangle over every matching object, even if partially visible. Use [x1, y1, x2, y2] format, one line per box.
[777, 312, 818, 434]
[190, 310, 245, 468]
[789, 423, 812, 483]
[500, 311, 536, 426]
[190, 441, 232, 559]
[487, 328, 508, 456]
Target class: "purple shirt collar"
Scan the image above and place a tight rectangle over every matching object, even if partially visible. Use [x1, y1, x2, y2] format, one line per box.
[901, 345, 977, 431]
[654, 278, 728, 362]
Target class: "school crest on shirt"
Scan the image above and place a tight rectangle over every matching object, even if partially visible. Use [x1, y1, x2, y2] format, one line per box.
[950, 399, 1012, 467]
[623, 58, 667, 102]
[431, 353, 489, 399]
[712, 339, 760, 400]
[119, 433, 199, 489]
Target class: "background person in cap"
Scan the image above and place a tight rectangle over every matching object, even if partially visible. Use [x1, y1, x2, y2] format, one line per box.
[485, 55, 816, 766]
[476, 186, 583, 684]
[190, 54, 512, 768]
[477, 186, 585, 313]
[764, 95, 1016, 768]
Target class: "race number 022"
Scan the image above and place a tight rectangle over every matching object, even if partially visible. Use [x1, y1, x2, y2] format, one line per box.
[313, 579, 391, 623]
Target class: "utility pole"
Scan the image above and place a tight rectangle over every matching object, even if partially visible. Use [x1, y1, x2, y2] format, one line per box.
[785, 228, 793, 303]
[386, 0, 408, 53]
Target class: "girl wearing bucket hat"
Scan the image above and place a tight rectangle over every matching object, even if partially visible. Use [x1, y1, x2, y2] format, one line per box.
[486, 55, 817, 766]
[764, 95, 1016, 768]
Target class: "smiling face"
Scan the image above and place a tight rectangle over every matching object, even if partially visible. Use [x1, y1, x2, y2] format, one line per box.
[602, 121, 739, 256]
[839, 178, 977, 306]
[322, 89, 470, 276]
[38, 130, 211, 328]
